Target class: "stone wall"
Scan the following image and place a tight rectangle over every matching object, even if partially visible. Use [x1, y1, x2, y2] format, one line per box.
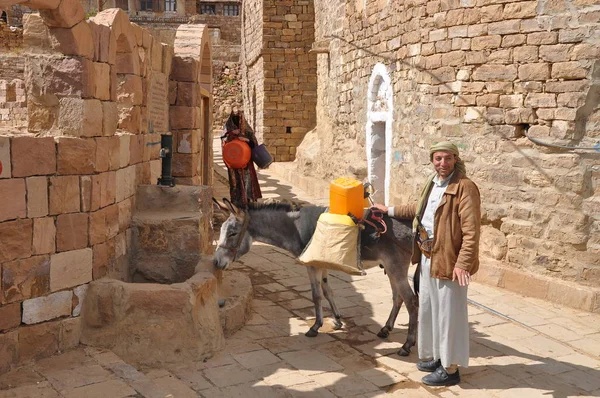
[212, 60, 242, 134]
[0, 21, 22, 52]
[0, 4, 213, 374]
[0, 79, 27, 128]
[241, 0, 317, 161]
[287, 0, 600, 309]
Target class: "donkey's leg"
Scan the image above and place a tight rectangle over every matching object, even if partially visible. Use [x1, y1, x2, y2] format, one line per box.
[396, 275, 418, 356]
[306, 266, 324, 337]
[378, 271, 404, 339]
[320, 270, 343, 330]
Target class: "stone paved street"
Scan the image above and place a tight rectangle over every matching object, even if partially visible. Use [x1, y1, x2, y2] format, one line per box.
[1, 145, 599, 397]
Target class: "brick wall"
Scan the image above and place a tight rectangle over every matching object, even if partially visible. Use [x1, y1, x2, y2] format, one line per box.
[286, 0, 600, 297]
[0, 79, 27, 128]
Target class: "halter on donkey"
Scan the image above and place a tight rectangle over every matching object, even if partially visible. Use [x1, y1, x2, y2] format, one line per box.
[213, 198, 419, 357]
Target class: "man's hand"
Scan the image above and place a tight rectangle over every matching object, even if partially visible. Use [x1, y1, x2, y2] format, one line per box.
[372, 203, 388, 213]
[452, 267, 471, 287]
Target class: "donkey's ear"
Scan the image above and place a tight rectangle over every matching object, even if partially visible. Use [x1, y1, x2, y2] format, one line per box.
[222, 198, 241, 215]
[212, 197, 230, 213]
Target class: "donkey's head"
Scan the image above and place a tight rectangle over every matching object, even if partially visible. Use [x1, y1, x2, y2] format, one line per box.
[213, 198, 253, 270]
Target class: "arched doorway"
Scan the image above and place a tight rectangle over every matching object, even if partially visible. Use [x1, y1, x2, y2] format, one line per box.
[366, 63, 393, 205]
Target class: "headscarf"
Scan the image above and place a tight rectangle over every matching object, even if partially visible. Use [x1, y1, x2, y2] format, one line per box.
[413, 141, 466, 231]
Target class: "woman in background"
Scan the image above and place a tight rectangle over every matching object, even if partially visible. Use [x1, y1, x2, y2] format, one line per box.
[221, 110, 262, 207]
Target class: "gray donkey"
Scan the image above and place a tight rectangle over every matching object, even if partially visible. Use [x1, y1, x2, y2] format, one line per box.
[212, 198, 419, 356]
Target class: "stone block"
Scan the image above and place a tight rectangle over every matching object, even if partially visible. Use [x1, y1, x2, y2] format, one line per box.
[170, 106, 200, 130]
[0, 331, 18, 374]
[48, 20, 94, 58]
[499, 94, 523, 108]
[22, 290, 72, 325]
[505, 108, 535, 124]
[26, 55, 92, 100]
[175, 130, 200, 154]
[551, 61, 589, 80]
[0, 303, 21, 332]
[32, 217, 56, 256]
[92, 239, 115, 279]
[503, 1, 537, 18]
[39, 0, 85, 28]
[557, 92, 586, 107]
[26, 177, 49, 218]
[116, 165, 136, 202]
[92, 63, 111, 101]
[11, 136, 56, 177]
[118, 105, 142, 133]
[502, 269, 549, 299]
[59, 316, 81, 351]
[89, 204, 119, 245]
[56, 137, 97, 175]
[513, 46, 538, 63]
[144, 133, 161, 161]
[471, 35, 501, 51]
[80, 176, 92, 213]
[102, 101, 118, 136]
[0, 219, 33, 263]
[525, 93, 557, 108]
[539, 44, 572, 63]
[571, 43, 600, 60]
[170, 56, 199, 82]
[2, 255, 50, 304]
[117, 197, 132, 232]
[501, 34, 526, 48]
[118, 134, 131, 168]
[95, 137, 111, 173]
[518, 63, 550, 81]
[23, 13, 52, 50]
[56, 213, 89, 252]
[18, 321, 60, 362]
[58, 98, 103, 138]
[90, 172, 117, 212]
[172, 153, 199, 177]
[162, 44, 174, 77]
[476, 94, 499, 106]
[49, 175, 80, 215]
[176, 82, 200, 107]
[0, 137, 11, 179]
[472, 65, 517, 81]
[0, 179, 26, 223]
[117, 75, 143, 106]
[72, 284, 88, 317]
[129, 135, 144, 165]
[50, 248, 93, 292]
[527, 32, 558, 45]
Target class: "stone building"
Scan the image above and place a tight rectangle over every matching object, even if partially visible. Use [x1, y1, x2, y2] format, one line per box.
[0, 1, 217, 373]
[240, 0, 318, 161]
[243, 0, 600, 311]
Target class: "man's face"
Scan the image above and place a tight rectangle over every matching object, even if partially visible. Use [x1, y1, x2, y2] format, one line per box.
[432, 151, 456, 179]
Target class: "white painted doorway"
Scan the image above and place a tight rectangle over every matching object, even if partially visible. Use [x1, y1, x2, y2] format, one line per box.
[366, 63, 393, 205]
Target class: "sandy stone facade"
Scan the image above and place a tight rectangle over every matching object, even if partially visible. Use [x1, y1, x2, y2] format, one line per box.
[0, 1, 214, 373]
[241, 0, 318, 161]
[244, 0, 600, 311]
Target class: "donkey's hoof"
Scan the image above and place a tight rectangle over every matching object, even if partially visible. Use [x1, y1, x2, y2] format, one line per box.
[377, 328, 390, 338]
[305, 329, 319, 338]
[333, 319, 343, 330]
[397, 346, 411, 357]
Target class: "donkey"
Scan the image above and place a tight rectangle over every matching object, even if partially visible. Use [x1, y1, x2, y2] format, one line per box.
[212, 198, 419, 356]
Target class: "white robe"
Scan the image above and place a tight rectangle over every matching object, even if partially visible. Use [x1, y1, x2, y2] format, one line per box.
[417, 173, 470, 368]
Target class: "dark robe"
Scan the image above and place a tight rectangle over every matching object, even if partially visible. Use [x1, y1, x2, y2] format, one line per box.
[222, 111, 262, 207]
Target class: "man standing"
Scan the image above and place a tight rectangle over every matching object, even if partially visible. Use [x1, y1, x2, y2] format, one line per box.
[374, 141, 481, 386]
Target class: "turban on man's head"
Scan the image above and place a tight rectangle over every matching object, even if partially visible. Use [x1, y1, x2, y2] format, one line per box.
[429, 141, 466, 175]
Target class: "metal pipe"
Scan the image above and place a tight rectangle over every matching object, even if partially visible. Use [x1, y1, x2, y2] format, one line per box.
[157, 134, 175, 187]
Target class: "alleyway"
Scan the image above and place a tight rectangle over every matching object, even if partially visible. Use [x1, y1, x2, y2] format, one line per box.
[1, 142, 599, 397]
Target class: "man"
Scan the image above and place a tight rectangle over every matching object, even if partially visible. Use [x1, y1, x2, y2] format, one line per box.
[374, 141, 481, 386]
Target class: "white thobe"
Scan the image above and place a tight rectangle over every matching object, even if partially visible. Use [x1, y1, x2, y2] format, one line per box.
[418, 172, 470, 368]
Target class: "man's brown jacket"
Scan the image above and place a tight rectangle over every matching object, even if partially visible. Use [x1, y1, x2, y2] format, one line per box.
[393, 172, 481, 280]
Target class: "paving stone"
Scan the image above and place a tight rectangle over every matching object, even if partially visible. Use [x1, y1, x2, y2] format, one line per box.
[61, 379, 137, 398]
[202, 363, 258, 388]
[167, 364, 213, 391]
[233, 349, 281, 369]
[278, 350, 344, 376]
[260, 368, 313, 388]
[0, 381, 60, 398]
[310, 371, 380, 396]
[146, 370, 198, 398]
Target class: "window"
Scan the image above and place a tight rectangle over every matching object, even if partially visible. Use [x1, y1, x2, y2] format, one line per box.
[165, 0, 176, 11]
[140, 0, 154, 10]
[116, 0, 128, 10]
[199, 4, 216, 14]
[223, 4, 239, 16]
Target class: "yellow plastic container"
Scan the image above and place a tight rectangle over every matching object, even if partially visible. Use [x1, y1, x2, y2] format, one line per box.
[329, 177, 364, 220]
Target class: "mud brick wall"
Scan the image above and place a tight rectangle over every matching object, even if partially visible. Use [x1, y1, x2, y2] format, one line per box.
[0, 21, 22, 52]
[0, 5, 213, 374]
